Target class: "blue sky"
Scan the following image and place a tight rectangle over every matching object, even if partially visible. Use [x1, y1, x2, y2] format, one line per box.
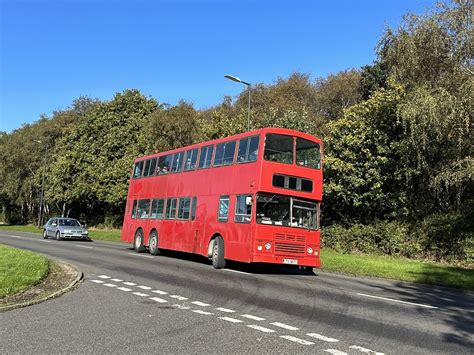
[1, 0, 436, 132]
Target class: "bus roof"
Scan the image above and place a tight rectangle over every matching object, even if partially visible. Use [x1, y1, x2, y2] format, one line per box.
[134, 127, 322, 163]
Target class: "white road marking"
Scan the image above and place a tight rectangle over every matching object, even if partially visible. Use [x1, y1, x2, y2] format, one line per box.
[216, 307, 236, 313]
[117, 287, 132, 292]
[172, 304, 191, 310]
[270, 322, 299, 331]
[356, 293, 438, 309]
[75, 244, 93, 249]
[307, 333, 340, 343]
[349, 345, 384, 355]
[170, 295, 188, 300]
[103, 283, 117, 287]
[324, 350, 347, 355]
[137, 285, 152, 290]
[150, 297, 168, 303]
[123, 282, 136, 286]
[191, 301, 210, 307]
[98, 275, 111, 279]
[241, 314, 265, 321]
[90, 280, 105, 284]
[133, 292, 149, 297]
[128, 252, 154, 259]
[111, 278, 123, 282]
[222, 269, 251, 275]
[38, 240, 51, 242]
[5, 235, 23, 239]
[246, 325, 275, 333]
[219, 316, 244, 323]
[280, 335, 314, 345]
[152, 290, 168, 295]
[192, 310, 213, 315]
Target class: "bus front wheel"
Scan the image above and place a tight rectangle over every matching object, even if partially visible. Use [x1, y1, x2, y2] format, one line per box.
[212, 236, 225, 269]
[148, 231, 161, 256]
[133, 229, 146, 253]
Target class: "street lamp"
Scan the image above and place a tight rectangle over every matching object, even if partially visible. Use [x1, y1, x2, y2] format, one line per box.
[224, 74, 251, 131]
[33, 140, 48, 228]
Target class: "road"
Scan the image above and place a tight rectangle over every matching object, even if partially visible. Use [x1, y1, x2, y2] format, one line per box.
[0, 230, 472, 354]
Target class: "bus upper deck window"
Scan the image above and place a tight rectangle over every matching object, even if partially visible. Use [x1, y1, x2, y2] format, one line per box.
[296, 138, 321, 169]
[264, 134, 293, 164]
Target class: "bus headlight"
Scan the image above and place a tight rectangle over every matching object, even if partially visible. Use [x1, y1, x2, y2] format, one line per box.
[265, 242, 271, 250]
[257, 245, 263, 251]
[307, 246, 313, 254]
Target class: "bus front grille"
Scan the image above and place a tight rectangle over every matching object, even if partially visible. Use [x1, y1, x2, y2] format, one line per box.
[275, 233, 305, 243]
[274, 242, 305, 255]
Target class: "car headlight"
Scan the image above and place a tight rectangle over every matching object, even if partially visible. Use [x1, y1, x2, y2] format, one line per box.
[64, 229, 72, 234]
[82, 230, 88, 235]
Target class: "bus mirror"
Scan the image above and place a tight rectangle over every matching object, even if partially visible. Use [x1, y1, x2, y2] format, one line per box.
[246, 196, 253, 205]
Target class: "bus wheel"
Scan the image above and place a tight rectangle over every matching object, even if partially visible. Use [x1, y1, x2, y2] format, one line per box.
[148, 231, 161, 256]
[212, 236, 225, 269]
[133, 229, 146, 253]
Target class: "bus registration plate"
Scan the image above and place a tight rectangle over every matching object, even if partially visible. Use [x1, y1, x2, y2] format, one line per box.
[283, 259, 298, 265]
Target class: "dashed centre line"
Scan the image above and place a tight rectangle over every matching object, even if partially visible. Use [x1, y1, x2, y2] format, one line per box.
[241, 314, 265, 321]
[280, 335, 314, 345]
[150, 297, 168, 303]
[349, 345, 384, 355]
[191, 301, 210, 307]
[219, 316, 244, 323]
[246, 325, 276, 333]
[152, 290, 168, 295]
[87, 274, 386, 354]
[325, 350, 348, 355]
[307, 333, 340, 343]
[193, 310, 213, 315]
[75, 244, 93, 249]
[133, 292, 149, 297]
[117, 287, 132, 292]
[170, 295, 188, 300]
[270, 322, 299, 331]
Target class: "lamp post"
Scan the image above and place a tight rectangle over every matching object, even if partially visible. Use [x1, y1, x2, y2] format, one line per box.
[224, 74, 251, 131]
[33, 140, 48, 228]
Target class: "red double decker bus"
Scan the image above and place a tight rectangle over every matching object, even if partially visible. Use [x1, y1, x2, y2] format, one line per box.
[121, 128, 323, 270]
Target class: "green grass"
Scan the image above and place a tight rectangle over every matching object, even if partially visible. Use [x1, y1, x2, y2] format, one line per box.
[0, 244, 50, 298]
[321, 248, 474, 290]
[1, 224, 472, 290]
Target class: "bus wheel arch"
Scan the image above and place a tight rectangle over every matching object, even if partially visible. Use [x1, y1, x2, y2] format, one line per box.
[209, 234, 225, 269]
[148, 229, 161, 256]
[133, 228, 146, 253]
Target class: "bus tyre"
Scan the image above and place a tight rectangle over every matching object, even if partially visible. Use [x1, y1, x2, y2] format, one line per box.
[148, 231, 161, 256]
[212, 236, 225, 269]
[134, 229, 146, 253]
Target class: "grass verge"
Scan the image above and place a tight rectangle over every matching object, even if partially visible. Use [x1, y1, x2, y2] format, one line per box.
[321, 248, 474, 290]
[0, 245, 49, 298]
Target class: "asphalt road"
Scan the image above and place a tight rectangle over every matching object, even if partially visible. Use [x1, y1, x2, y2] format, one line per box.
[0, 230, 472, 354]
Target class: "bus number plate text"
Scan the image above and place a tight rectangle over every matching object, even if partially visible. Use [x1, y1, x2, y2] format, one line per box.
[283, 259, 298, 265]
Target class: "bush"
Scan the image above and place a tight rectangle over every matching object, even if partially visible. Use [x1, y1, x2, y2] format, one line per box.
[321, 216, 473, 264]
[321, 221, 409, 256]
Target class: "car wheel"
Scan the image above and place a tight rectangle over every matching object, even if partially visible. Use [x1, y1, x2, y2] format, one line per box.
[148, 231, 161, 256]
[212, 236, 225, 269]
[133, 229, 146, 253]
[42, 230, 48, 239]
[55, 231, 61, 241]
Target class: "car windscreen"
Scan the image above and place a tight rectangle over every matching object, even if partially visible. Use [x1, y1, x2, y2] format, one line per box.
[59, 219, 81, 227]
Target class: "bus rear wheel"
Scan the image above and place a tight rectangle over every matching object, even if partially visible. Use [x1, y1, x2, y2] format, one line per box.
[133, 229, 146, 253]
[212, 236, 225, 269]
[148, 231, 161, 256]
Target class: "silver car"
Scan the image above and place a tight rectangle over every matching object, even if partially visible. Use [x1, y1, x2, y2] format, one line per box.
[43, 217, 90, 241]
